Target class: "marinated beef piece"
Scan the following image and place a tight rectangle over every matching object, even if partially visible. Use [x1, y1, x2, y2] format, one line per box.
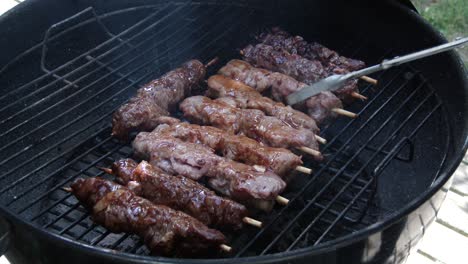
[111, 159, 248, 229]
[242, 43, 325, 84]
[111, 60, 206, 141]
[152, 121, 302, 176]
[180, 96, 321, 155]
[206, 75, 319, 133]
[70, 177, 226, 256]
[218, 59, 343, 124]
[241, 43, 359, 103]
[305, 91, 343, 124]
[257, 27, 365, 71]
[132, 133, 286, 203]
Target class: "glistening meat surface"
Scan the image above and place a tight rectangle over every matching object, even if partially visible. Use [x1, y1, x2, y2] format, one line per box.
[132, 133, 286, 202]
[180, 96, 321, 153]
[218, 59, 343, 124]
[152, 121, 303, 177]
[111, 60, 206, 141]
[206, 74, 319, 133]
[70, 177, 226, 256]
[111, 159, 249, 229]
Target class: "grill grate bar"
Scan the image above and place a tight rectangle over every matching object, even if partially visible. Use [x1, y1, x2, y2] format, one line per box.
[0, 4, 214, 139]
[0, 3, 178, 105]
[0, 5, 220, 162]
[318, 49, 396, 136]
[8, 7, 251, 209]
[44, 203, 81, 229]
[260, 77, 427, 255]
[4, 133, 114, 206]
[235, 67, 408, 257]
[27, 155, 112, 219]
[313, 100, 442, 246]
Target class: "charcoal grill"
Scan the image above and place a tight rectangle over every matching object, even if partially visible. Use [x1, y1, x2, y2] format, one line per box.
[0, 0, 466, 263]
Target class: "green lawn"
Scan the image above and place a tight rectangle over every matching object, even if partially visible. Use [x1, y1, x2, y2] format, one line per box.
[411, 0, 468, 66]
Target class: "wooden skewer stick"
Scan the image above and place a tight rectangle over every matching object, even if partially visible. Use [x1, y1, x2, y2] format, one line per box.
[351, 92, 367, 100]
[220, 244, 232, 252]
[315, 135, 327, 144]
[205, 57, 219, 68]
[297, 146, 322, 158]
[62, 187, 72, 192]
[276, 195, 289, 205]
[243, 217, 263, 228]
[360, 76, 378, 85]
[332, 108, 358, 119]
[98, 166, 113, 175]
[295, 166, 312, 174]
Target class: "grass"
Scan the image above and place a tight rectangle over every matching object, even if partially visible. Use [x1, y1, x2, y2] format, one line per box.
[411, 0, 468, 66]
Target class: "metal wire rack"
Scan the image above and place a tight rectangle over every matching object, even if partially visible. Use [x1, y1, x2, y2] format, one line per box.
[0, 2, 450, 259]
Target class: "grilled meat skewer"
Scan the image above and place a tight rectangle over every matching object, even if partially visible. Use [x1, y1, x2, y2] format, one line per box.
[69, 177, 227, 256]
[256, 28, 376, 99]
[151, 119, 305, 176]
[104, 159, 261, 229]
[180, 96, 322, 159]
[218, 60, 355, 124]
[241, 44, 360, 103]
[206, 75, 319, 133]
[257, 27, 365, 72]
[112, 60, 206, 141]
[132, 132, 287, 211]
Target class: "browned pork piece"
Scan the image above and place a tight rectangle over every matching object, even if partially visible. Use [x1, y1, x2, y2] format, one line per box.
[151, 119, 302, 176]
[206, 74, 319, 133]
[132, 132, 286, 210]
[111, 60, 206, 141]
[180, 96, 322, 157]
[70, 177, 226, 256]
[218, 59, 343, 124]
[108, 159, 249, 229]
[241, 43, 359, 103]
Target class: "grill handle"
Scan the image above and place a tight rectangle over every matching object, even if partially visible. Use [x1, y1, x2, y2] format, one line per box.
[0, 217, 10, 256]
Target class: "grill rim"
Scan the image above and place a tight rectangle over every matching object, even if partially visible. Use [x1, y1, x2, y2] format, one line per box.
[0, 0, 467, 263]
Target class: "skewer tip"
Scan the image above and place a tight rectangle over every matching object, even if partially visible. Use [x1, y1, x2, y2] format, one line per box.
[62, 187, 72, 193]
[220, 244, 232, 252]
[97, 166, 113, 175]
[360, 76, 378, 85]
[295, 166, 312, 174]
[315, 135, 327, 145]
[239, 50, 245, 56]
[332, 108, 358, 119]
[276, 195, 289, 205]
[297, 146, 322, 158]
[243, 217, 263, 228]
[205, 57, 219, 68]
[351, 92, 368, 101]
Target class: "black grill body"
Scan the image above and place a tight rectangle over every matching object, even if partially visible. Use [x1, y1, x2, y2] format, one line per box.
[0, 0, 466, 263]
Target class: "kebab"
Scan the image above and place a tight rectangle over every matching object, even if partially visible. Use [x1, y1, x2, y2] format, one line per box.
[180, 96, 323, 158]
[257, 27, 377, 84]
[255, 28, 377, 100]
[206, 74, 327, 144]
[101, 159, 262, 229]
[218, 59, 357, 124]
[111, 59, 216, 141]
[241, 43, 365, 104]
[67, 177, 230, 256]
[149, 118, 311, 175]
[132, 132, 289, 211]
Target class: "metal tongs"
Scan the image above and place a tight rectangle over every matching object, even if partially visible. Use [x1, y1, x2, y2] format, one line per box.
[286, 37, 468, 105]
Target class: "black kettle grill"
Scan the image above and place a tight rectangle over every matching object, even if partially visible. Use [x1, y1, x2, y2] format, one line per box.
[0, 0, 466, 263]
